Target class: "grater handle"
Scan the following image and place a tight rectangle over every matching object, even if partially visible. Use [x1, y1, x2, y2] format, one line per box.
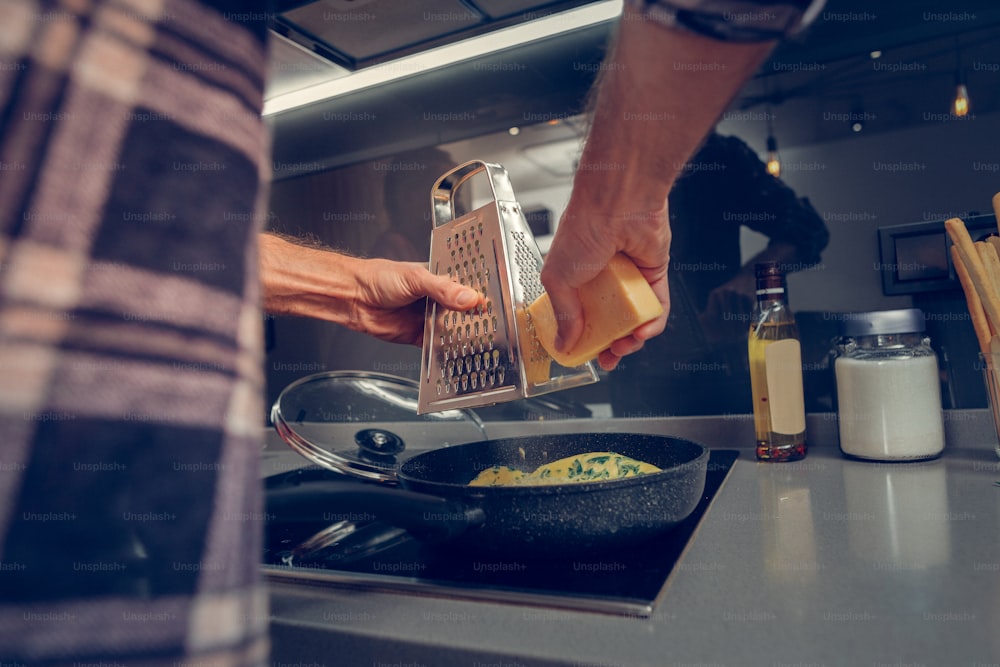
[431, 160, 517, 228]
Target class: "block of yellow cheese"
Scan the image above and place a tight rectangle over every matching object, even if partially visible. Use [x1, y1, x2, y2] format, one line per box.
[527, 253, 663, 368]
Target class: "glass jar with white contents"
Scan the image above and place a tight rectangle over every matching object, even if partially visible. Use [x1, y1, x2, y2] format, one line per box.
[834, 308, 945, 461]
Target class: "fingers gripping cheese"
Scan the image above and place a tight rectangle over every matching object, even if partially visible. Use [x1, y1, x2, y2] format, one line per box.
[528, 253, 663, 368]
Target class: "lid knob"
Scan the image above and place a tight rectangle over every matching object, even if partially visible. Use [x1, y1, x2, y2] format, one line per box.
[354, 428, 405, 457]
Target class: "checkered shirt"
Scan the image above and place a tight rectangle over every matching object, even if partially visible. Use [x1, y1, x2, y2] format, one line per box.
[0, 0, 270, 665]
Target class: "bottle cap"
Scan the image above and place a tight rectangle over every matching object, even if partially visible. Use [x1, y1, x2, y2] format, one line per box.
[837, 308, 926, 336]
[755, 261, 786, 296]
[754, 261, 784, 278]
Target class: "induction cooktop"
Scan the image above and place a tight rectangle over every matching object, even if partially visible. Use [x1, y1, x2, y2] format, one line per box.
[262, 449, 738, 617]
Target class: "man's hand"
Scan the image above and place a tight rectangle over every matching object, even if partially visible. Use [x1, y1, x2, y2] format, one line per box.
[260, 233, 482, 346]
[541, 204, 670, 371]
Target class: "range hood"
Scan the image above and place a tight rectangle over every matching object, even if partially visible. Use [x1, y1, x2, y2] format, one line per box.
[264, 0, 1000, 182]
[265, 0, 618, 115]
[265, 1, 619, 179]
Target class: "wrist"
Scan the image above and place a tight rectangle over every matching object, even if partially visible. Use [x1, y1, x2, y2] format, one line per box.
[569, 144, 673, 218]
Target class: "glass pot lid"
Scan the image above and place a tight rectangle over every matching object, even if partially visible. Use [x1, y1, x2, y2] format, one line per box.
[270, 371, 487, 482]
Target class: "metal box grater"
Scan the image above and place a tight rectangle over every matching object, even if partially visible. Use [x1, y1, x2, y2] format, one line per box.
[417, 160, 598, 414]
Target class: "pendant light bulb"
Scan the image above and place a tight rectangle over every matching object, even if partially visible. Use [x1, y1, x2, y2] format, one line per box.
[765, 135, 781, 177]
[952, 39, 970, 118]
[953, 83, 970, 117]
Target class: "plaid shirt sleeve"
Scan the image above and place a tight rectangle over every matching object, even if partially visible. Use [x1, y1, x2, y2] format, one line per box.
[0, 1, 271, 665]
[627, 0, 826, 41]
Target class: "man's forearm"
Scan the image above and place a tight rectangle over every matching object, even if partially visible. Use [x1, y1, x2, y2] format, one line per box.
[259, 232, 361, 322]
[572, 15, 776, 214]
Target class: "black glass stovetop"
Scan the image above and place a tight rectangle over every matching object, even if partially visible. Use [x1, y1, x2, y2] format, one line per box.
[262, 450, 738, 617]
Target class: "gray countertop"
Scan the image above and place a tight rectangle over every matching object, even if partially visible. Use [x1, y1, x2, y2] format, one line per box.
[262, 411, 1000, 667]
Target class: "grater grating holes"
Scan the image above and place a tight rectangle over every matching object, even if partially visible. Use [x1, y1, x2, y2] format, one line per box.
[431, 220, 512, 396]
[510, 230, 549, 365]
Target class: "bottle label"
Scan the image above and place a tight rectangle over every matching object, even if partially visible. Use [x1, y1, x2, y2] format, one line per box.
[764, 339, 806, 434]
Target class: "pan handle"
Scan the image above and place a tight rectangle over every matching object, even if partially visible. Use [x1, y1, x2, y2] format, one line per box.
[266, 480, 485, 542]
[431, 160, 517, 228]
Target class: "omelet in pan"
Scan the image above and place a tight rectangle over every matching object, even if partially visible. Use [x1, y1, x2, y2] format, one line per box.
[468, 452, 660, 487]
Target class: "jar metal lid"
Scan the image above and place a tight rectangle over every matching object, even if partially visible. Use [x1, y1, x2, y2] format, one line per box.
[837, 308, 926, 336]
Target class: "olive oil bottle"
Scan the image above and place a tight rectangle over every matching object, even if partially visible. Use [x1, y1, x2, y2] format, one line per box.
[748, 262, 807, 461]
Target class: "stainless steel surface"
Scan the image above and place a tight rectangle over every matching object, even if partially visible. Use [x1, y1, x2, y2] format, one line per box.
[418, 160, 597, 414]
[263, 565, 658, 617]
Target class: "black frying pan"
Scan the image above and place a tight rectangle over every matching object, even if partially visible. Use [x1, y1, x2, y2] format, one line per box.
[268, 432, 708, 558]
